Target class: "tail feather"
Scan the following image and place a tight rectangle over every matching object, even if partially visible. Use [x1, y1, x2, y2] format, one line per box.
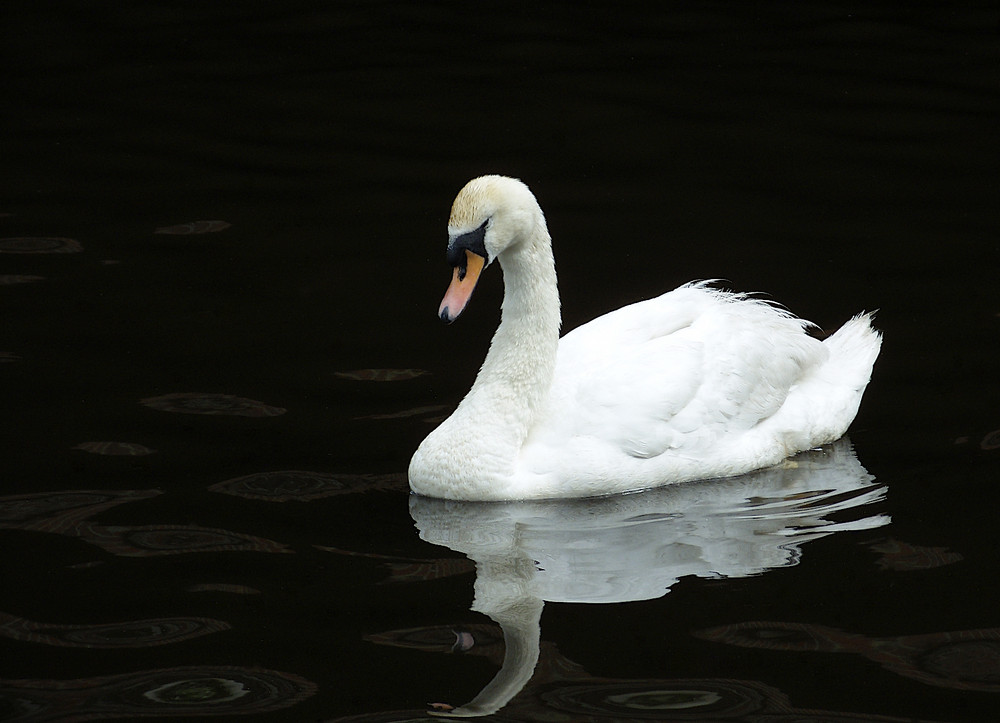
[822, 313, 882, 390]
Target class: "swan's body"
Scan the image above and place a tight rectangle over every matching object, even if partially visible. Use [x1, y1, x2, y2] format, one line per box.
[408, 176, 881, 501]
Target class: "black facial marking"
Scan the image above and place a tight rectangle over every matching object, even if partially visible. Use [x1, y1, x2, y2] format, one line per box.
[446, 219, 489, 279]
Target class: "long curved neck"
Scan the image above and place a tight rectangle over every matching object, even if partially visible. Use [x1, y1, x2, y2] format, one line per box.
[472, 221, 561, 408]
[465, 222, 561, 461]
[441, 555, 544, 717]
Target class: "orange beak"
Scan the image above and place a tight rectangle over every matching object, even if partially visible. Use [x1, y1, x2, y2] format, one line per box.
[438, 250, 486, 323]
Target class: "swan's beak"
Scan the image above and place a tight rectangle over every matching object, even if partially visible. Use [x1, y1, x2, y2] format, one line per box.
[439, 250, 486, 323]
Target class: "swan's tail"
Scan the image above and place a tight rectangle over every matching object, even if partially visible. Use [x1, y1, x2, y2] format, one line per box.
[822, 312, 882, 391]
[769, 313, 881, 452]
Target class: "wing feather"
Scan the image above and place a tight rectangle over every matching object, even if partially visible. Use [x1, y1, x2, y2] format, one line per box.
[532, 284, 827, 463]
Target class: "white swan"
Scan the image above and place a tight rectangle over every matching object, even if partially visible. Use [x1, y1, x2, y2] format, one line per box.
[408, 175, 881, 501]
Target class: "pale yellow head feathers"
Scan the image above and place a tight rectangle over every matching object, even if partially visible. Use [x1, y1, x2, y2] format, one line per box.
[449, 175, 540, 229]
[447, 176, 546, 260]
[448, 175, 508, 230]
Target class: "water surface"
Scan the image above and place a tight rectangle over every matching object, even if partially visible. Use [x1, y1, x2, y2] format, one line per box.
[2, 3, 999, 721]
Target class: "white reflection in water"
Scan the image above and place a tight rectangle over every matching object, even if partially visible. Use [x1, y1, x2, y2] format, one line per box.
[409, 438, 888, 717]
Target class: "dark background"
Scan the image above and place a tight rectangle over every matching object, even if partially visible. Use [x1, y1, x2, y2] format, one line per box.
[2, 2, 999, 721]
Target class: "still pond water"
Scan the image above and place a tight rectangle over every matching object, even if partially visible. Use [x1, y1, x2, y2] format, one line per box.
[2, 3, 999, 721]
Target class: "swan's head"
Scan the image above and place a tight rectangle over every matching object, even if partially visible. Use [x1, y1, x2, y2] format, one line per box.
[438, 175, 544, 323]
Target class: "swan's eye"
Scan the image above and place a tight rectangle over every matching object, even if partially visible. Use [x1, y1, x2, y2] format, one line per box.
[446, 219, 489, 273]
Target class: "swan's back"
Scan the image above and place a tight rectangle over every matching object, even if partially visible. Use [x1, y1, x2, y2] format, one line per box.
[516, 283, 880, 498]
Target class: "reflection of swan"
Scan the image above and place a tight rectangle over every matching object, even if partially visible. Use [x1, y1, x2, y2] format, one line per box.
[410, 440, 887, 717]
[408, 175, 881, 501]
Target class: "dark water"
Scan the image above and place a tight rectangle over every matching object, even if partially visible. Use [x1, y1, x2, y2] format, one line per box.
[2, 2, 999, 721]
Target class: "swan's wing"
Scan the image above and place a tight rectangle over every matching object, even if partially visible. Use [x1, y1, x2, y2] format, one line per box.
[536, 284, 827, 461]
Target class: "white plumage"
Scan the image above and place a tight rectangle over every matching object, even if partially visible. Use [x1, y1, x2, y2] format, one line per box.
[408, 176, 881, 501]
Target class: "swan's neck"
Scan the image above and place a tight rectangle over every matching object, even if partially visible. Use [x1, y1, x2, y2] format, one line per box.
[444, 554, 544, 717]
[409, 217, 561, 497]
[462, 224, 561, 469]
[481, 230, 561, 400]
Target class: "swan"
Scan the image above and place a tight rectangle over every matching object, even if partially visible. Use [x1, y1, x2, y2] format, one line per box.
[408, 175, 881, 501]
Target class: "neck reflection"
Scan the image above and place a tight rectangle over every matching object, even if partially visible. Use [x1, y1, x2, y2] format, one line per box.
[408, 439, 888, 717]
